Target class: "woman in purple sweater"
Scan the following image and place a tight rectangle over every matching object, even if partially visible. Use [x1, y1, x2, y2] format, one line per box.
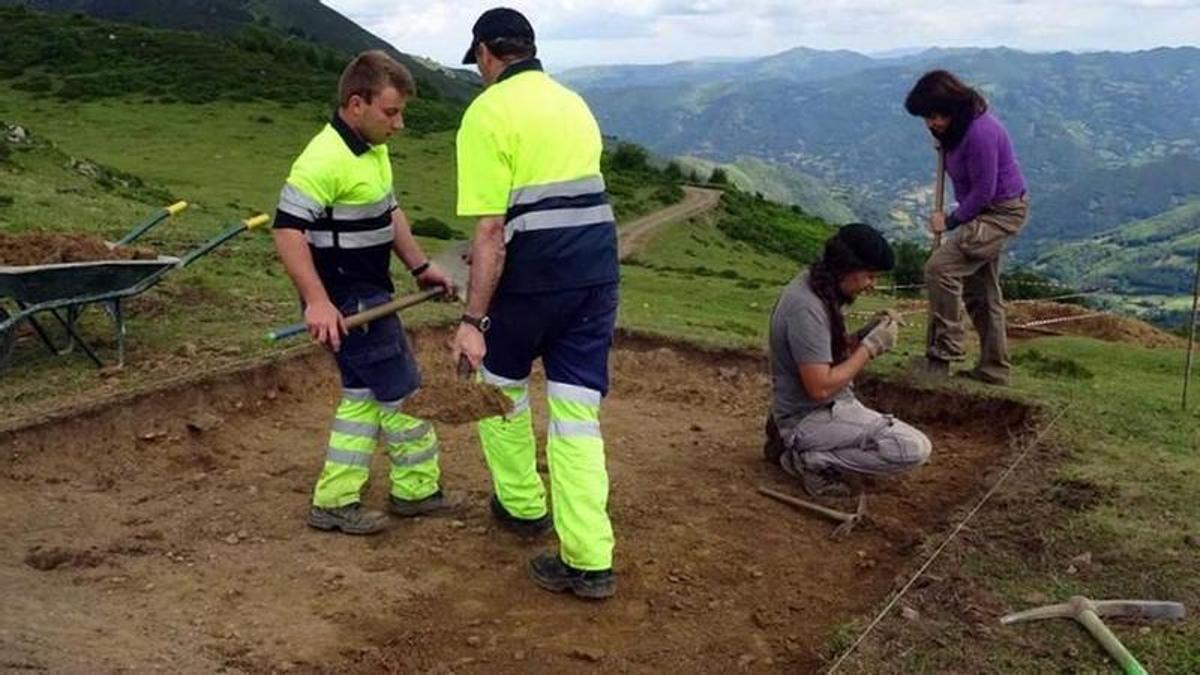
[905, 70, 1028, 386]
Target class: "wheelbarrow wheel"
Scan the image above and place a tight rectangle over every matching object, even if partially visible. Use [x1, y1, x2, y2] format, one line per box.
[0, 308, 15, 372]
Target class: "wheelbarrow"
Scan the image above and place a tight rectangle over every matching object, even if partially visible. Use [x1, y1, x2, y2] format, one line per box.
[0, 203, 269, 371]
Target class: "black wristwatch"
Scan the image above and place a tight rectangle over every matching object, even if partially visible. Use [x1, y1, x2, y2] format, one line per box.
[409, 260, 430, 277]
[460, 313, 490, 333]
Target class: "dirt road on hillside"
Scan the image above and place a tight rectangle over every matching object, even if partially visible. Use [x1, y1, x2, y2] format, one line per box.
[618, 186, 723, 260]
[0, 328, 1034, 673]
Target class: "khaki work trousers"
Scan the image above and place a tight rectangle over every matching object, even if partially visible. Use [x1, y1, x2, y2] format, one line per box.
[924, 197, 1029, 384]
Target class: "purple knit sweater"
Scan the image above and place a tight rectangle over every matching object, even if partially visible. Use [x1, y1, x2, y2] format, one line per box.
[945, 112, 1027, 229]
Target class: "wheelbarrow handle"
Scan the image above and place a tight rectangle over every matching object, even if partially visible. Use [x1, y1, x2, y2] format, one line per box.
[113, 201, 189, 247]
[267, 288, 444, 342]
[178, 213, 270, 268]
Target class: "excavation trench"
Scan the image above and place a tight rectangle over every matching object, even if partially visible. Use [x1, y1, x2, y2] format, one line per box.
[0, 327, 1037, 673]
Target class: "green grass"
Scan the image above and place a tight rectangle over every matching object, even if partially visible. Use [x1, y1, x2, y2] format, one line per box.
[619, 207, 895, 348]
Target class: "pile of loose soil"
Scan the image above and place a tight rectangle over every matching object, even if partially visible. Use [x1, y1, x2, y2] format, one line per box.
[1008, 300, 1183, 348]
[0, 232, 156, 267]
[405, 376, 513, 425]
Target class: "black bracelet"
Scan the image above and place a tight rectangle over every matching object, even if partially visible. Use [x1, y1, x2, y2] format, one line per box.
[410, 260, 430, 277]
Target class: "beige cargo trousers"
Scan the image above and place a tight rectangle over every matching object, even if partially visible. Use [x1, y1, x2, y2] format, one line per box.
[924, 196, 1029, 384]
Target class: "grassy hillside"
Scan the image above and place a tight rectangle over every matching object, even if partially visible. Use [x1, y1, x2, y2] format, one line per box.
[674, 155, 860, 225]
[0, 7, 465, 134]
[0, 0, 479, 100]
[1016, 155, 1200, 258]
[1033, 200, 1200, 293]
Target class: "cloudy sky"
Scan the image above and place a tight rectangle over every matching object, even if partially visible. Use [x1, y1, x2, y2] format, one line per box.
[324, 0, 1200, 70]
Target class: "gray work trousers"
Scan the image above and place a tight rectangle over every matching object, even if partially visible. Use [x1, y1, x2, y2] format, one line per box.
[924, 196, 1029, 384]
[779, 398, 931, 477]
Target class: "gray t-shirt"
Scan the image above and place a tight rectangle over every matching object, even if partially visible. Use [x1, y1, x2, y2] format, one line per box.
[769, 271, 854, 433]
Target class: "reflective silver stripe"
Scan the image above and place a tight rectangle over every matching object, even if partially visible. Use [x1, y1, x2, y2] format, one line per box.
[384, 422, 431, 446]
[508, 394, 531, 417]
[342, 388, 374, 402]
[377, 397, 408, 411]
[548, 420, 601, 438]
[331, 194, 396, 220]
[506, 205, 615, 241]
[306, 225, 394, 250]
[278, 184, 324, 222]
[331, 419, 379, 439]
[390, 442, 439, 467]
[508, 176, 607, 207]
[325, 449, 372, 468]
[547, 381, 602, 407]
[480, 365, 529, 390]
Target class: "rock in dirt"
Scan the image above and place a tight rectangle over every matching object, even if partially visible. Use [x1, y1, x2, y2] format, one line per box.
[465, 635, 483, 648]
[1021, 592, 1050, 606]
[25, 546, 105, 571]
[1071, 552, 1093, 566]
[570, 647, 605, 662]
[901, 606, 920, 621]
[1185, 535, 1200, 549]
[187, 412, 224, 433]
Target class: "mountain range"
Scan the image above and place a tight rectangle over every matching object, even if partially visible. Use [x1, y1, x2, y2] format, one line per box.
[560, 46, 1200, 297]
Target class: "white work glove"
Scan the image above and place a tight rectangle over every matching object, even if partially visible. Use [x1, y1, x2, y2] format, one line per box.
[853, 309, 903, 342]
[861, 316, 898, 358]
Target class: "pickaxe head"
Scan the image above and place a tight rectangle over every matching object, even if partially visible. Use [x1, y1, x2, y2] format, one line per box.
[1001, 596, 1186, 625]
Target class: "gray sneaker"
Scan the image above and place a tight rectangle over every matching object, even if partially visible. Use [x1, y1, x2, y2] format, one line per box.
[307, 503, 388, 535]
[801, 467, 851, 498]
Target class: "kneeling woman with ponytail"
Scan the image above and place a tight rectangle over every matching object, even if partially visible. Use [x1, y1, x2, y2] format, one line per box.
[764, 224, 932, 497]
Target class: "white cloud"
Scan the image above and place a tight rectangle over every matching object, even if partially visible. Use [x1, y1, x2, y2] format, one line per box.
[323, 1, 1200, 69]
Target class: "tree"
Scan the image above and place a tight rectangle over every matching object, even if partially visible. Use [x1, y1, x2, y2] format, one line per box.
[709, 167, 729, 185]
[891, 240, 928, 289]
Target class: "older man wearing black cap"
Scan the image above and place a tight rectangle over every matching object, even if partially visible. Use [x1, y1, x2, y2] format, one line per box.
[764, 223, 932, 497]
[452, 7, 621, 600]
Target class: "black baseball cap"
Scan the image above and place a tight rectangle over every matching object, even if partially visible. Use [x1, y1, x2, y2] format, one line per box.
[462, 7, 535, 65]
[834, 223, 895, 271]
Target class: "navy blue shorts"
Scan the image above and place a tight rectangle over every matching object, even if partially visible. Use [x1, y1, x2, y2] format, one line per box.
[483, 282, 618, 394]
[331, 291, 421, 404]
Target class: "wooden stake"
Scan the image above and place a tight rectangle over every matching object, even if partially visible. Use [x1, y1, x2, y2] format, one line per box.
[1184, 245, 1200, 411]
[933, 143, 946, 250]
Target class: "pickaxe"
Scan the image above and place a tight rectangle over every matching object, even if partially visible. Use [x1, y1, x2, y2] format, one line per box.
[267, 241, 469, 341]
[758, 486, 867, 539]
[1000, 595, 1185, 675]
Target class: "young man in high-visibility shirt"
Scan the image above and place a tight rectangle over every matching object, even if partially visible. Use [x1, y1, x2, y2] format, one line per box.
[272, 51, 454, 535]
[451, 8, 618, 600]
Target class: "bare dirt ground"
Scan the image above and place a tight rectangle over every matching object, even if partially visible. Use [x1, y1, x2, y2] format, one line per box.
[0, 328, 1035, 673]
[1007, 300, 1183, 349]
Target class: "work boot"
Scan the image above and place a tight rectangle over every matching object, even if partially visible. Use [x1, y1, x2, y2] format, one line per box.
[954, 368, 1008, 387]
[909, 355, 950, 379]
[388, 489, 452, 518]
[490, 494, 553, 537]
[528, 552, 616, 600]
[307, 503, 387, 535]
[801, 467, 851, 498]
[763, 412, 785, 464]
